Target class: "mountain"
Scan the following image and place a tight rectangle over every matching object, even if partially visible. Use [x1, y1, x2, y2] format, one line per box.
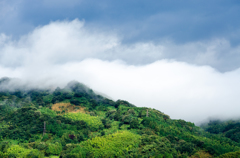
[0, 78, 240, 157]
[201, 119, 240, 144]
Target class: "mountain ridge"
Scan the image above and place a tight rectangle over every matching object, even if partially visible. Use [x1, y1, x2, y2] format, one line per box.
[0, 78, 240, 157]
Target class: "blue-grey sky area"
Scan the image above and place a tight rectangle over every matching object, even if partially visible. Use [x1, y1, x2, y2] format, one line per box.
[1, 0, 240, 71]
[2, 0, 240, 44]
[1, 0, 240, 123]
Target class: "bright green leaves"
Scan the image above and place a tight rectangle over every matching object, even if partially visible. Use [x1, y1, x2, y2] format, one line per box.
[5, 145, 44, 158]
[63, 112, 103, 131]
[76, 131, 140, 157]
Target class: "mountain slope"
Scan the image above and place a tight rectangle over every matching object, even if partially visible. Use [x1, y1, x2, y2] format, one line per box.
[0, 79, 240, 157]
[201, 119, 240, 143]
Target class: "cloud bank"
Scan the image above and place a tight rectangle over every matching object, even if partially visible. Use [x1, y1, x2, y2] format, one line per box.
[1, 19, 240, 124]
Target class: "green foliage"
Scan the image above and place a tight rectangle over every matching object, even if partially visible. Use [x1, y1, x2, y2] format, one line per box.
[0, 107, 46, 140]
[202, 119, 240, 143]
[63, 113, 103, 131]
[137, 134, 177, 157]
[34, 142, 48, 151]
[61, 131, 84, 144]
[5, 145, 44, 158]
[38, 107, 57, 117]
[219, 150, 240, 158]
[70, 131, 140, 157]
[129, 118, 140, 129]
[101, 118, 112, 129]
[96, 105, 108, 111]
[70, 99, 81, 105]
[42, 134, 50, 142]
[0, 104, 15, 116]
[43, 95, 53, 105]
[46, 142, 62, 155]
[1, 79, 240, 158]
[176, 140, 195, 155]
[115, 99, 136, 108]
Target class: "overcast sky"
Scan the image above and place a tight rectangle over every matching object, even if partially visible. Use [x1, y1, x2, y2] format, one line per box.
[1, 0, 240, 124]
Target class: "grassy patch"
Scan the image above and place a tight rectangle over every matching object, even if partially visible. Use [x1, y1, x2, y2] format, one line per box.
[63, 113, 103, 131]
[77, 131, 141, 157]
[4, 145, 44, 157]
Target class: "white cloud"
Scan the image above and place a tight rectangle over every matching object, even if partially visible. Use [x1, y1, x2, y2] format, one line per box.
[56, 59, 240, 124]
[1, 19, 240, 124]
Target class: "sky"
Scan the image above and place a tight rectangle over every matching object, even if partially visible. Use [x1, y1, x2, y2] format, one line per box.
[1, 0, 240, 124]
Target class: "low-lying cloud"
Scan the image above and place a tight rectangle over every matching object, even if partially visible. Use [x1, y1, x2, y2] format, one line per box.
[1, 19, 240, 124]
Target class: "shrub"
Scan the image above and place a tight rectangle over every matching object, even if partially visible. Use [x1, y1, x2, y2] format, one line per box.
[63, 92, 73, 99]
[176, 141, 195, 155]
[38, 108, 56, 117]
[102, 118, 112, 129]
[63, 113, 103, 131]
[219, 150, 240, 158]
[46, 142, 62, 155]
[78, 131, 141, 157]
[6, 145, 44, 158]
[121, 115, 132, 124]
[42, 134, 50, 142]
[129, 118, 140, 129]
[70, 99, 81, 105]
[96, 105, 108, 111]
[35, 142, 47, 150]
[61, 131, 83, 144]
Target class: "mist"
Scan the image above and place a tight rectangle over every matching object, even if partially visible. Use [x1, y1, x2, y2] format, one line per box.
[1, 19, 240, 124]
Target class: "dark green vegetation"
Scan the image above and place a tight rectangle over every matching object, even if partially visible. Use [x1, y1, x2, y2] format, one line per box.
[201, 119, 240, 144]
[1, 78, 240, 157]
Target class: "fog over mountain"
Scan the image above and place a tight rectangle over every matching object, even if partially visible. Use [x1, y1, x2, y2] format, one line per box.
[1, 20, 240, 124]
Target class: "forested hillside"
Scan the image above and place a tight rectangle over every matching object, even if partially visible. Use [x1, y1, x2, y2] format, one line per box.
[201, 119, 240, 144]
[0, 78, 240, 157]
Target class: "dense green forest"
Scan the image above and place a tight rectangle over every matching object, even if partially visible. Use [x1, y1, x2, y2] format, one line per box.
[201, 119, 240, 144]
[1, 77, 240, 158]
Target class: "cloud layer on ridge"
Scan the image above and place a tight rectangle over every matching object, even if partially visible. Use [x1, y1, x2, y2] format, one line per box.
[1, 20, 240, 123]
